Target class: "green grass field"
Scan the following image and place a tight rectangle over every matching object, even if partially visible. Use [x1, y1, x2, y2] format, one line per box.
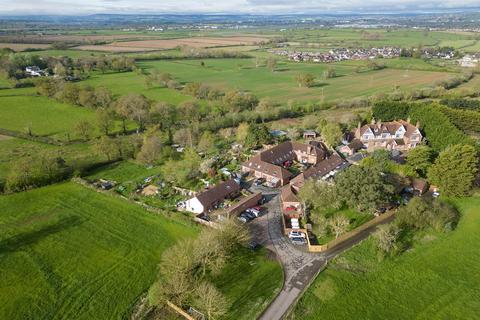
[0, 182, 199, 320]
[291, 195, 480, 320]
[0, 95, 97, 138]
[214, 248, 283, 320]
[0, 137, 103, 184]
[0, 181, 283, 320]
[137, 58, 453, 102]
[81, 71, 198, 104]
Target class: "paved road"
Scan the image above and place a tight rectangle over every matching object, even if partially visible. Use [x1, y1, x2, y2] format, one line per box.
[250, 192, 326, 320]
[250, 188, 395, 320]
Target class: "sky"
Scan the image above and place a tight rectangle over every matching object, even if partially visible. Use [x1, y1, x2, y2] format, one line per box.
[0, 0, 479, 15]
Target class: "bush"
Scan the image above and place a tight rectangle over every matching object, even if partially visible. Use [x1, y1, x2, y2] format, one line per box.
[396, 197, 459, 232]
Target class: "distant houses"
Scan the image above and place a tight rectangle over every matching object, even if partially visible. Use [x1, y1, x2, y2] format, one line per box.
[25, 66, 48, 77]
[458, 55, 479, 68]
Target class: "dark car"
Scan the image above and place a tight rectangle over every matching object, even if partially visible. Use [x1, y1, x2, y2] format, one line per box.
[243, 211, 256, 220]
[240, 212, 252, 222]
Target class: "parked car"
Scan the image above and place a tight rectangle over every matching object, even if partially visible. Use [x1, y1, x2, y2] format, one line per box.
[288, 231, 306, 238]
[240, 212, 254, 222]
[432, 191, 440, 198]
[243, 211, 256, 220]
[237, 215, 248, 223]
[291, 237, 306, 245]
[254, 178, 265, 186]
[375, 207, 387, 214]
[246, 208, 261, 217]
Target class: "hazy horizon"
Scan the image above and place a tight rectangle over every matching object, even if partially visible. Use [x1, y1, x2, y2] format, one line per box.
[1, 0, 480, 16]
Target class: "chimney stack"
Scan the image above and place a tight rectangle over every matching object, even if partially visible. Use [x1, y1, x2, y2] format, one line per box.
[416, 121, 420, 128]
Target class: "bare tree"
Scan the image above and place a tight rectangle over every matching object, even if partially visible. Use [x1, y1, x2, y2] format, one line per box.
[192, 282, 229, 320]
[373, 223, 400, 256]
[329, 215, 350, 238]
[94, 136, 118, 161]
[266, 57, 277, 72]
[137, 135, 163, 165]
[74, 120, 93, 141]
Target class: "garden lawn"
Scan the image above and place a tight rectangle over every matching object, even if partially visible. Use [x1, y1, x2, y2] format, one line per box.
[291, 196, 480, 320]
[85, 160, 162, 183]
[0, 182, 199, 320]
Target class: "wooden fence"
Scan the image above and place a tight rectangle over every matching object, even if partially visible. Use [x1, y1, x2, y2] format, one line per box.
[307, 210, 396, 253]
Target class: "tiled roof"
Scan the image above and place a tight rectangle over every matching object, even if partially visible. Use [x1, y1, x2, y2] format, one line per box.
[196, 179, 240, 208]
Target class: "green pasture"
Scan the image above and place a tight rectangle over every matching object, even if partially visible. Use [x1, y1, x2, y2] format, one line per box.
[0, 182, 199, 320]
[138, 58, 453, 102]
[0, 92, 134, 140]
[291, 195, 480, 320]
[214, 247, 283, 320]
[0, 95, 96, 138]
[81, 71, 198, 105]
[0, 137, 102, 184]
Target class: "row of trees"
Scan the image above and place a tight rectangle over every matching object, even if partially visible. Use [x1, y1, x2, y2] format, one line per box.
[36, 78, 113, 109]
[148, 219, 250, 320]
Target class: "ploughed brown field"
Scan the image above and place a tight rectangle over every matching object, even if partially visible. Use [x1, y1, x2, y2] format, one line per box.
[0, 43, 51, 51]
[74, 36, 269, 52]
[0, 34, 160, 44]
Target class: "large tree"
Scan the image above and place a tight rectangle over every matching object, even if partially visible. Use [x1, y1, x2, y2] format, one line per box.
[95, 108, 115, 136]
[428, 144, 478, 197]
[406, 145, 435, 177]
[149, 102, 176, 131]
[322, 122, 343, 147]
[74, 120, 93, 141]
[295, 73, 316, 88]
[114, 93, 150, 132]
[335, 165, 395, 212]
[244, 123, 272, 149]
[298, 179, 341, 215]
[137, 135, 163, 166]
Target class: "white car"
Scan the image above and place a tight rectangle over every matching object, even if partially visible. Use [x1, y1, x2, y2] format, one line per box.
[288, 231, 305, 238]
[246, 208, 260, 217]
